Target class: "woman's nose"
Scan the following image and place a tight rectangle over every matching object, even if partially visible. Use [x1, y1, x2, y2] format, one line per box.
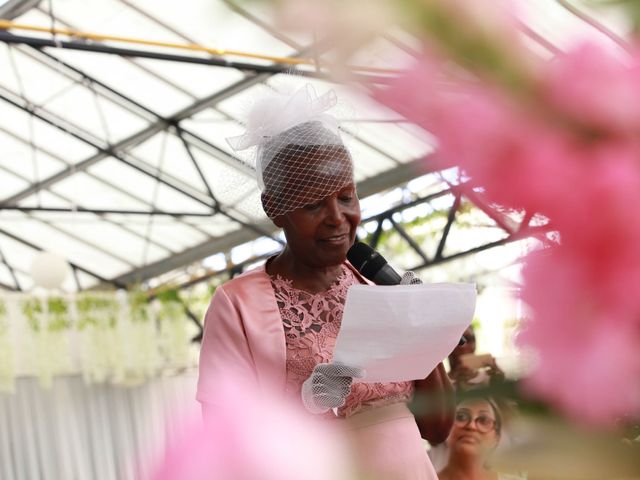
[464, 419, 479, 431]
[324, 198, 345, 225]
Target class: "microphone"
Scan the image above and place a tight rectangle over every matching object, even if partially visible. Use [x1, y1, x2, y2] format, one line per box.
[346, 242, 402, 285]
[347, 242, 466, 346]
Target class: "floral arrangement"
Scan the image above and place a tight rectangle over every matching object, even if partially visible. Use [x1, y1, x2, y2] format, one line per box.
[371, 0, 640, 427]
[0, 289, 198, 391]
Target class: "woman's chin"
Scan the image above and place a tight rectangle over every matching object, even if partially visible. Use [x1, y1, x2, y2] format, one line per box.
[314, 244, 350, 262]
[453, 441, 481, 456]
[312, 251, 347, 268]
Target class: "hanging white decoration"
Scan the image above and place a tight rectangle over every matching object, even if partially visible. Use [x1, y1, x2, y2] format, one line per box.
[30, 251, 70, 289]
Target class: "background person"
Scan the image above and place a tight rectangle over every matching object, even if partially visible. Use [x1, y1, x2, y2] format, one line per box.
[438, 397, 524, 480]
[448, 326, 505, 391]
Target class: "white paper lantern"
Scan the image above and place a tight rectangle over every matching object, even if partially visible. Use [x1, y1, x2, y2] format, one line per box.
[30, 251, 69, 289]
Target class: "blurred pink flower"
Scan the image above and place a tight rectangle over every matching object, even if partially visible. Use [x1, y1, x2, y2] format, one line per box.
[148, 380, 355, 480]
[543, 42, 640, 135]
[374, 58, 583, 214]
[375, 39, 640, 424]
[519, 248, 640, 424]
[557, 145, 640, 308]
[517, 143, 640, 424]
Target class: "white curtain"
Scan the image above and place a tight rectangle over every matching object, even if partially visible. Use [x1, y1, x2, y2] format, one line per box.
[0, 371, 199, 480]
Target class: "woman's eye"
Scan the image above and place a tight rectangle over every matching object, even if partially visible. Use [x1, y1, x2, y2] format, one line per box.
[477, 416, 492, 426]
[339, 196, 353, 203]
[304, 202, 321, 211]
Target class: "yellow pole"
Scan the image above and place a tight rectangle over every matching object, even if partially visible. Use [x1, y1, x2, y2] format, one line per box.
[0, 20, 313, 65]
[0, 20, 402, 75]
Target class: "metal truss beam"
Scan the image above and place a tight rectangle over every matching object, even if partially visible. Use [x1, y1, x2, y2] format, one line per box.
[0, 88, 282, 245]
[0, 39, 302, 246]
[0, 206, 215, 216]
[369, 219, 384, 249]
[411, 225, 547, 272]
[0, 70, 265, 205]
[365, 189, 549, 274]
[388, 216, 430, 263]
[110, 156, 431, 286]
[434, 192, 461, 260]
[0, 0, 41, 20]
[0, 280, 18, 291]
[0, 31, 323, 77]
[1, 30, 404, 245]
[8, 28, 407, 184]
[175, 126, 218, 207]
[0, 172, 168, 270]
[70, 265, 82, 290]
[225, 0, 431, 170]
[175, 223, 547, 294]
[12, 39, 253, 181]
[0, 47, 243, 245]
[0, 244, 21, 291]
[0, 31, 391, 85]
[0, 89, 208, 205]
[113, 220, 278, 287]
[161, 186, 548, 293]
[0, 131, 177, 254]
[0, 226, 121, 287]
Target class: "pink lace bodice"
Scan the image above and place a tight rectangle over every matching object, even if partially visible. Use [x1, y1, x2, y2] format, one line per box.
[270, 265, 413, 418]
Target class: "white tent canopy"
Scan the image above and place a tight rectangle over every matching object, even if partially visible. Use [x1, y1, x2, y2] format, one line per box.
[0, 0, 628, 292]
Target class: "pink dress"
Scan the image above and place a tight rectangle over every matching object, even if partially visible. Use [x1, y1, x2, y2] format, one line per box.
[271, 265, 438, 480]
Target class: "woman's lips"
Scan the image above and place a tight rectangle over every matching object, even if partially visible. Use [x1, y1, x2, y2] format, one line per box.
[319, 233, 349, 245]
[456, 433, 481, 443]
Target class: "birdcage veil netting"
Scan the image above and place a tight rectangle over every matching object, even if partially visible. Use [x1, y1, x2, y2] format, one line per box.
[226, 84, 354, 218]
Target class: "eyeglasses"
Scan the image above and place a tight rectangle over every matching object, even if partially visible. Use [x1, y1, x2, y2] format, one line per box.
[454, 410, 497, 433]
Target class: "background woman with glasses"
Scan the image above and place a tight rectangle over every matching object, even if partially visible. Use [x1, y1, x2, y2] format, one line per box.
[437, 397, 524, 480]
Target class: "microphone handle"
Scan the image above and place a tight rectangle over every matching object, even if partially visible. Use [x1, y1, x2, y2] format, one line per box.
[372, 264, 403, 285]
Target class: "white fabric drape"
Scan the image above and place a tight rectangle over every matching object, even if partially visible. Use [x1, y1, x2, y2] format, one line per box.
[0, 371, 199, 480]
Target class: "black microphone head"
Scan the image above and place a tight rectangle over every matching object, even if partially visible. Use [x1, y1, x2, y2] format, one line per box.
[347, 242, 391, 281]
[347, 242, 375, 271]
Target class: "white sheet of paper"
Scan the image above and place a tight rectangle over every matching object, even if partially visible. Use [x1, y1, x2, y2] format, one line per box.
[332, 283, 476, 383]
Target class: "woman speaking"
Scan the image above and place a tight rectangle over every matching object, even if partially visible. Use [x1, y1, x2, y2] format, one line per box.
[197, 85, 453, 480]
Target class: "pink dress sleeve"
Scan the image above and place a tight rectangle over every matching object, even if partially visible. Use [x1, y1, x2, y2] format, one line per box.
[196, 286, 258, 405]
